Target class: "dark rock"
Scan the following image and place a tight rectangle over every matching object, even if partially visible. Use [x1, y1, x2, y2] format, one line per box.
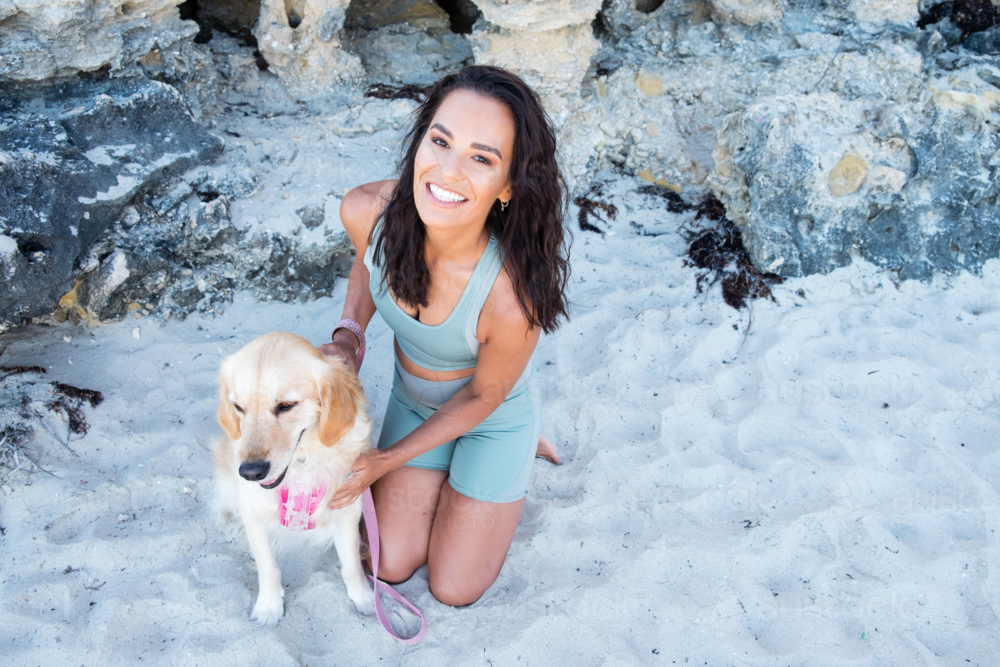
[183, 162, 259, 201]
[979, 68, 1000, 89]
[953, 0, 1000, 36]
[295, 205, 325, 230]
[929, 18, 967, 47]
[173, 196, 244, 263]
[151, 179, 195, 215]
[171, 285, 204, 308]
[0, 76, 223, 330]
[963, 24, 1000, 53]
[180, 0, 262, 45]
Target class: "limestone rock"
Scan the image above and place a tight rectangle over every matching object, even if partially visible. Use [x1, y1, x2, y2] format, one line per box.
[0, 234, 18, 283]
[636, 70, 664, 96]
[338, 0, 475, 86]
[255, 0, 363, 92]
[868, 166, 907, 194]
[708, 0, 783, 26]
[472, 0, 603, 31]
[849, 0, 919, 29]
[575, 3, 929, 190]
[471, 20, 599, 120]
[709, 83, 1000, 279]
[345, 0, 450, 30]
[76, 249, 131, 322]
[0, 76, 223, 330]
[460, 0, 602, 122]
[0, 0, 197, 82]
[828, 155, 869, 197]
[346, 23, 472, 86]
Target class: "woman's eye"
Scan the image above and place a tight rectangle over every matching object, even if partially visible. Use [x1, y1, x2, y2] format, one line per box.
[474, 155, 492, 165]
[432, 137, 448, 148]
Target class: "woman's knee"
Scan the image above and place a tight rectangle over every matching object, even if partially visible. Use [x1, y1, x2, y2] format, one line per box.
[371, 532, 430, 584]
[375, 556, 423, 585]
[427, 569, 494, 607]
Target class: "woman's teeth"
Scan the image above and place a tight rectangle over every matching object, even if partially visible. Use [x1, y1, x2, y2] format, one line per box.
[429, 183, 467, 203]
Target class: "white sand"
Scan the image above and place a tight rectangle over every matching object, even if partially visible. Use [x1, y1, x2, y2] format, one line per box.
[2, 106, 998, 666]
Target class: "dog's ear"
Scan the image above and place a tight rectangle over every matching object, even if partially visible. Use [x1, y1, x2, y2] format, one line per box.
[217, 361, 242, 441]
[318, 361, 361, 447]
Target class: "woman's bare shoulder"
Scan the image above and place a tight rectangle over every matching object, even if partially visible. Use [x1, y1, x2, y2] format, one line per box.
[340, 180, 397, 246]
[480, 263, 535, 341]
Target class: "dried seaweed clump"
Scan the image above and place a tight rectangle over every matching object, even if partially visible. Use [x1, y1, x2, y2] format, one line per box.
[684, 195, 783, 310]
[1, 365, 103, 481]
[47, 383, 104, 436]
[574, 183, 618, 235]
[364, 83, 430, 102]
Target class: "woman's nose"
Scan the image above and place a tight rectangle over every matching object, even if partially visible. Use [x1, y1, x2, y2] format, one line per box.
[438, 149, 463, 181]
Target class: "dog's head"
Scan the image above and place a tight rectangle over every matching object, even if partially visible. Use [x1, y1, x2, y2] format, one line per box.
[217, 331, 365, 488]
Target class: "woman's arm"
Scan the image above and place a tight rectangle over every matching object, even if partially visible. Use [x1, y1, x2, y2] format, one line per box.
[329, 270, 539, 507]
[318, 181, 395, 370]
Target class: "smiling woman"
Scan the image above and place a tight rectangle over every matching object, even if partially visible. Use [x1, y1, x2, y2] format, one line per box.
[318, 66, 570, 607]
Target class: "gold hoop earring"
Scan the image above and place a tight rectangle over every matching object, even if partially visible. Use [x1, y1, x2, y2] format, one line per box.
[500, 200, 509, 211]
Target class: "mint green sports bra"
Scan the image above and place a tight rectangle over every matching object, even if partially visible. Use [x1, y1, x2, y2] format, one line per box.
[364, 226, 505, 372]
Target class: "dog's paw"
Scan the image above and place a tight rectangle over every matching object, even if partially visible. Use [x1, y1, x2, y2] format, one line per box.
[350, 586, 376, 616]
[250, 596, 284, 626]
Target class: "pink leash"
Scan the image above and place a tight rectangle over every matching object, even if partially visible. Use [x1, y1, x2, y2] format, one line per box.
[321, 328, 424, 641]
[362, 487, 428, 643]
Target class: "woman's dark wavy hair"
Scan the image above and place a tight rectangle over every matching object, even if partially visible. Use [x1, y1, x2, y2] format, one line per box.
[370, 65, 571, 334]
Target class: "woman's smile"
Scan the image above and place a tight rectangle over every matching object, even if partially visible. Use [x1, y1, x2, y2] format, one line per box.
[427, 182, 468, 205]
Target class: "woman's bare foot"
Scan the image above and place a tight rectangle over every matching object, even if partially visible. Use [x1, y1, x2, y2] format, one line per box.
[536, 435, 560, 464]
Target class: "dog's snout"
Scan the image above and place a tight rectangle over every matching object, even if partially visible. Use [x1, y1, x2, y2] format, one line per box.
[239, 460, 271, 482]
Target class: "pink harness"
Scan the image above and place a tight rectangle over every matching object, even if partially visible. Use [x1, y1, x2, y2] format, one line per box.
[277, 483, 327, 531]
[275, 483, 427, 643]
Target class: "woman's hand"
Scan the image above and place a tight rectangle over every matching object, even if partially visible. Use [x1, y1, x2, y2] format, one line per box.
[319, 331, 359, 374]
[318, 340, 357, 374]
[328, 449, 393, 509]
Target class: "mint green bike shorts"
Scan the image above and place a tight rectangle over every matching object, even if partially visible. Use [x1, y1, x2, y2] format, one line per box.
[376, 362, 540, 503]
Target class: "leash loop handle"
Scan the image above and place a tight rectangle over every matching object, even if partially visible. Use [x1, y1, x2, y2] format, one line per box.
[362, 487, 427, 644]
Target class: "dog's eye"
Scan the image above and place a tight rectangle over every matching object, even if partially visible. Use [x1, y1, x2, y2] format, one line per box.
[275, 402, 298, 415]
[233, 404, 244, 413]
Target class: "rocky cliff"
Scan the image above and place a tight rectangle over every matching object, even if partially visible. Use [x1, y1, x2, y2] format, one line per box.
[2, 0, 999, 330]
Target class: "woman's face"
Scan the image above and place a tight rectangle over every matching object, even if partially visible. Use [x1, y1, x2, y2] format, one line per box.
[412, 89, 515, 234]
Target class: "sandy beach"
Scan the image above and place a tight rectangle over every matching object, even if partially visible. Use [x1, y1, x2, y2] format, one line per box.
[3, 130, 999, 664]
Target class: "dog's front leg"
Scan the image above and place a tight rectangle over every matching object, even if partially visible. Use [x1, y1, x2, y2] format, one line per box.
[331, 502, 375, 615]
[242, 513, 284, 625]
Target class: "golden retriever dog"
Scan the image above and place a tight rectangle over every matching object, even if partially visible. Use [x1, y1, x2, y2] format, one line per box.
[212, 331, 375, 625]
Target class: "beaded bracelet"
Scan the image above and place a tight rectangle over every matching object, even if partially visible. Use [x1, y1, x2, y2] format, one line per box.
[332, 318, 366, 373]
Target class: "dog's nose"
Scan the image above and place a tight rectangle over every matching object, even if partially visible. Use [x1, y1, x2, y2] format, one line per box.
[239, 460, 271, 482]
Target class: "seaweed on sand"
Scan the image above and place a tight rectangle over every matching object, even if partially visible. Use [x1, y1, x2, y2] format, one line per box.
[684, 194, 783, 310]
[1, 366, 104, 480]
[47, 383, 104, 436]
[574, 183, 618, 235]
